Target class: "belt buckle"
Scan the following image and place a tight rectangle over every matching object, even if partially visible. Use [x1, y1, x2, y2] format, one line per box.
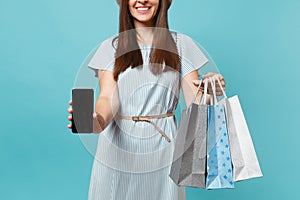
[132, 116, 140, 121]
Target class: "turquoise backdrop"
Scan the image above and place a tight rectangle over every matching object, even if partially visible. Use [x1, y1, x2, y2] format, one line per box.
[1, 0, 299, 199]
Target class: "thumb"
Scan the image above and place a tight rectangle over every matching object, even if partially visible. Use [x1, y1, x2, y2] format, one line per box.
[192, 79, 201, 86]
[93, 112, 98, 118]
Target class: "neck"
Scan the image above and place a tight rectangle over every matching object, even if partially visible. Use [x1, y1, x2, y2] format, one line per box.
[134, 21, 155, 45]
[134, 19, 155, 29]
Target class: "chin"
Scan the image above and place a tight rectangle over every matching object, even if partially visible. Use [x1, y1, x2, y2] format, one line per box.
[137, 18, 154, 23]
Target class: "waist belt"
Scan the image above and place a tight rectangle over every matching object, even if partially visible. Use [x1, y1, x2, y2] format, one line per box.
[115, 112, 174, 143]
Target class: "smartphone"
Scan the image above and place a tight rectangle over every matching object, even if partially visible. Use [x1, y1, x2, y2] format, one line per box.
[71, 88, 94, 133]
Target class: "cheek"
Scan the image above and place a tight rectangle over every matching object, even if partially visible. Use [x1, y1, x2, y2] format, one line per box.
[128, 0, 136, 7]
[128, 1, 137, 13]
[129, 8, 137, 19]
[153, 6, 159, 16]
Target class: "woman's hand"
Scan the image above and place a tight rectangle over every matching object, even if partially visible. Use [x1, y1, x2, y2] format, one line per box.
[67, 100, 73, 129]
[67, 100, 104, 134]
[192, 72, 226, 96]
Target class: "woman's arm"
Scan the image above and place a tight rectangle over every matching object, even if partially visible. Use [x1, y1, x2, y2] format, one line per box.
[181, 70, 210, 108]
[93, 69, 120, 133]
[181, 71, 226, 108]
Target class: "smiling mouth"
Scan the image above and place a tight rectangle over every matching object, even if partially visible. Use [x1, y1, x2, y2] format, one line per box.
[136, 7, 151, 11]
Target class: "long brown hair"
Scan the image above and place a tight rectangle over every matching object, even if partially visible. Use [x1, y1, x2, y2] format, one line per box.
[113, 0, 179, 81]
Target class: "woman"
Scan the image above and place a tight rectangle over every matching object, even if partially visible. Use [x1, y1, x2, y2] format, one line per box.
[68, 0, 226, 199]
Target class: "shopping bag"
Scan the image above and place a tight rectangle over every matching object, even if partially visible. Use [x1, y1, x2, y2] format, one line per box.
[205, 77, 234, 189]
[215, 76, 263, 182]
[169, 79, 208, 188]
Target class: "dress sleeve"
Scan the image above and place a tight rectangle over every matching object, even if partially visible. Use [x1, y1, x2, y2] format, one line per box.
[177, 33, 209, 80]
[88, 37, 116, 77]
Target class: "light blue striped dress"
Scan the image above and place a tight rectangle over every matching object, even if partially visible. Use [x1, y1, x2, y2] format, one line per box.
[87, 32, 208, 200]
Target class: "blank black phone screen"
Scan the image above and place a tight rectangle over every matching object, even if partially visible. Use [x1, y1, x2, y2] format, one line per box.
[71, 88, 94, 133]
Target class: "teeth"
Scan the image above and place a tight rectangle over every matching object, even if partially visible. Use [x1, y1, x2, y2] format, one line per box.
[137, 7, 149, 11]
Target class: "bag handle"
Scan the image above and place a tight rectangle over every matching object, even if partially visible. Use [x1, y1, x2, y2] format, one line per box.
[199, 78, 208, 105]
[213, 75, 227, 98]
[190, 78, 209, 106]
[192, 80, 202, 104]
[209, 76, 218, 105]
[191, 79, 203, 105]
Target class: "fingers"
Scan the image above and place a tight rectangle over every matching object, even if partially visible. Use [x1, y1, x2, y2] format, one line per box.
[206, 77, 226, 96]
[202, 72, 216, 79]
[206, 91, 224, 96]
[215, 74, 226, 89]
[206, 82, 225, 90]
[215, 91, 224, 96]
[206, 85, 226, 93]
[202, 73, 224, 81]
[67, 115, 72, 129]
[68, 99, 73, 113]
[216, 73, 224, 81]
[201, 73, 226, 91]
[67, 100, 73, 129]
[193, 73, 226, 92]
[68, 115, 72, 121]
[67, 106, 73, 114]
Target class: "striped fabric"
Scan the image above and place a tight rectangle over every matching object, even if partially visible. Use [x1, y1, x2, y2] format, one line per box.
[87, 32, 208, 200]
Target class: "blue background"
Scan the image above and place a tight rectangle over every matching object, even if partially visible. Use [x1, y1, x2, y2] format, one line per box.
[1, 0, 299, 199]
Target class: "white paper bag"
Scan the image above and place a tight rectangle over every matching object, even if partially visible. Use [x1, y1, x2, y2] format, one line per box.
[215, 76, 263, 182]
